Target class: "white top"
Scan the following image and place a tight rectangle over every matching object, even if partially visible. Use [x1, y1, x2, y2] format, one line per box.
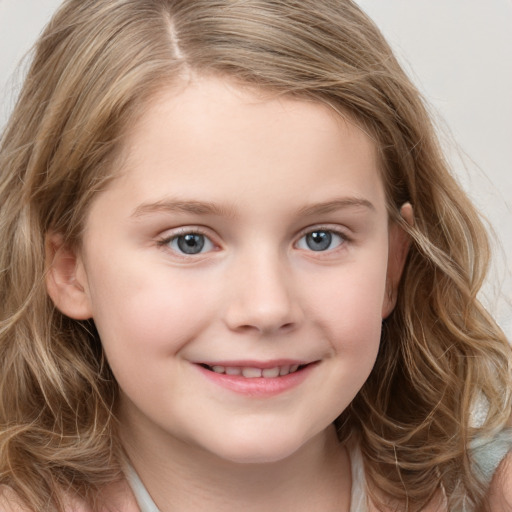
[124, 443, 368, 512]
[124, 463, 162, 512]
[347, 441, 369, 512]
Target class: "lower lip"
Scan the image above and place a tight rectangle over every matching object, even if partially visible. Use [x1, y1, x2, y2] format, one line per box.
[195, 363, 317, 397]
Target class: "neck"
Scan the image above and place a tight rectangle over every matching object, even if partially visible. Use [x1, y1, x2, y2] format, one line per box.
[119, 420, 352, 511]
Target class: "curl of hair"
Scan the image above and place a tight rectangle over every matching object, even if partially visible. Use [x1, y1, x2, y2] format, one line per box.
[0, 1, 510, 510]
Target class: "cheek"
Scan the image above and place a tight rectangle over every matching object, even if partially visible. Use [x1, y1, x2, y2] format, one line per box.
[306, 259, 387, 341]
[84, 256, 218, 360]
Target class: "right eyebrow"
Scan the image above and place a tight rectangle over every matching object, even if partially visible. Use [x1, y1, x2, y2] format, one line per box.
[130, 199, 237, 219]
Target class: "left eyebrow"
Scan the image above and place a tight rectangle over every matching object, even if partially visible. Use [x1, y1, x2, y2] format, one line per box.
[297, 197, 376, 216]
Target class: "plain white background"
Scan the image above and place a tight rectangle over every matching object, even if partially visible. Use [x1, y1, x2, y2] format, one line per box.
[1, 0, 511, 338]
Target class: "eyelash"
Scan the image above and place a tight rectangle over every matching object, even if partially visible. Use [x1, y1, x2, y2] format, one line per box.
[295, 226, 349, 254]
[157, 228, 216, 257]
[157, 226, 350, 257]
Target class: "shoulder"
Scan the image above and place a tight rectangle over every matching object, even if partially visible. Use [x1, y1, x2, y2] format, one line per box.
[0, 487, 30, 512]
[96, 478, 140, 512]
[485, 449, 512, 511]
[0, 485, 103, 512]
[0, 480, 138, 512]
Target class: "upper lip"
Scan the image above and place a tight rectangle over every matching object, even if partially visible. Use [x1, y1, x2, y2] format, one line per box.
[194, 359, 316, 368]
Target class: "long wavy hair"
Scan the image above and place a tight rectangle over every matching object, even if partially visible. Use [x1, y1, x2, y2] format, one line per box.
[0, 0, 510, 510]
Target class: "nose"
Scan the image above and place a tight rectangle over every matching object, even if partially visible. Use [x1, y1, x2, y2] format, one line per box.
[223, 250, 303, 336]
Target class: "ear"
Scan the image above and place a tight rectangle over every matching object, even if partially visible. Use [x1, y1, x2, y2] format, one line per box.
[382, 203, 414, 319]
[45, 232, 93, 320]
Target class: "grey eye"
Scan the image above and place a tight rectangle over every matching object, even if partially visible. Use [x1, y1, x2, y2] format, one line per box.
[170, 233, 213, 254]
[297, 230, 344, 252]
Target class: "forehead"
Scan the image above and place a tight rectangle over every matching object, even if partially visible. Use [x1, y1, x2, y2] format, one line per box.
[95, 76, 386, 220]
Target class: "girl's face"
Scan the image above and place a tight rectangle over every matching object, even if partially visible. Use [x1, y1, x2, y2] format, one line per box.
[50, 77, 409, 464]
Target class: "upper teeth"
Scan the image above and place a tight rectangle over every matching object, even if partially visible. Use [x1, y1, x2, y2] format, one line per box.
[209, 364, 300, 378]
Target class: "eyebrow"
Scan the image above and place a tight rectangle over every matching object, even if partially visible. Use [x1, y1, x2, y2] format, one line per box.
[297, 197, 375, 216]
[131, 199, 237, 219]
[131, 196, 375, 219]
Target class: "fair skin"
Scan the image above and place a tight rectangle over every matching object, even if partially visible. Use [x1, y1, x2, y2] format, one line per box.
[45, 76, 413, 511]
[486, 441, 512, 510]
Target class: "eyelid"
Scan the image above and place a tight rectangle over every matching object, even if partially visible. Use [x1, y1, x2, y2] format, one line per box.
[294, 225, 351, 252]
[157, 226, 219, 257]
[155, 224, 351, 258]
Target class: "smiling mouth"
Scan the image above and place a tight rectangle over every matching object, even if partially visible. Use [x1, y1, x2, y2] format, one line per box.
[198, 363, 311, 378]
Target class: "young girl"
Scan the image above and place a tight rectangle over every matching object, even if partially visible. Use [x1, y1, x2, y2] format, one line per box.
[0, 1, 511, 511]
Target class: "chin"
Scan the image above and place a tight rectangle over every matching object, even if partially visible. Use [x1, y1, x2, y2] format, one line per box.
[203, 430, 313, 465]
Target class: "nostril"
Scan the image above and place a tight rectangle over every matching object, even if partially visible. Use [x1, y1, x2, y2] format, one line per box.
[237, 324, 262, 333]
[232, 322, 296, 335]
[223, 292, 302, 334]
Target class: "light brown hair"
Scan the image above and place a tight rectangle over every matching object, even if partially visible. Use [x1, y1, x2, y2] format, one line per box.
[0, 0, 510, 510]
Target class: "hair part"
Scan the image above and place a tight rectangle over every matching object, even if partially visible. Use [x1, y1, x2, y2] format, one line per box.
[0, 1, 510, 510]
